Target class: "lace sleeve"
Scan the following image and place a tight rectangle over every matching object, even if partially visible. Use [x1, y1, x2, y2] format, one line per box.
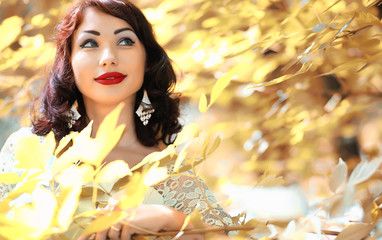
[154, 166, 233, 227]
[0, 128, 35, 201]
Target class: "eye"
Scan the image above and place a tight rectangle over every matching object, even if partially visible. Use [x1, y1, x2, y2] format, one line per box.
[80, 39, 98, 48]
[118, 37, 135, 46]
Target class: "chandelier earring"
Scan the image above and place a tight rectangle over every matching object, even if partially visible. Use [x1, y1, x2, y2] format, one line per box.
[67, 101, 81, 128]
[135, 90, 155, 126]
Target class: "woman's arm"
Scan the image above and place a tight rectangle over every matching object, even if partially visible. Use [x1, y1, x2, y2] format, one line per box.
[78, 204, 230, 240]
[78, 161, 233, 240]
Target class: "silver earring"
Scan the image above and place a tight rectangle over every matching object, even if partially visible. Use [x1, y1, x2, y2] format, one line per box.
[135, 90, 155, 126]
[67, 102, 81, 128]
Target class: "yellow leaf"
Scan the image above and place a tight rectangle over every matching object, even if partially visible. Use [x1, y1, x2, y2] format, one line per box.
[79, 186, 106, 199]
[119, 172, 148, 210]
[330, 186, 354, 217]
[201, 132, 210, 159]
[348, 156, 382, 186]
[0, 172, 22, 184]
[1, 187, 56, 239]
[173, 123, 200, 147]
[318, 60, 365, 76]
[252, 62, 312, 88]
[82, 211, 125, 235]
[158, 0, 185, 12]
[15, 131, 55, 170]
[55, 131, 78, 156]
[336, 223, 375, 240]
[96, 102, 124, 139]
[207, 135, 221, 156]
[31, 14, 50, 28]
[0, 75, 25, 91]
[180, 214, 192, 232]
[329, 158, 347, 193]
[198, 93, 208, 113]
[96, 160, 132, 183]
[75, 103, 125, 167]
[334, 13, 356, 37]
[74, 209, 100, 219]
[357, 11, 382, 26]
[210, 69, 235, 107]
[371, 202, 382, 222]
[202, 17, 220, 28]
[0, 16, 23, 52]
[24, 170, 44, 182]
[55, 185, 82, 230]
[257, 174, 285, 187]
[259, 237, 271, 240]
[56, 165, 95, 187]
[53, 132, 81, 175]
[174, 150, 187, 173]
[53, 148, 78, 175]
[131, 144, 175, 171]
[19, 34, 44, 49]
[189, 211, 205, 229]
[143, 166, 168, 186]
[178, 158, 205, 173]
[2, 179, 41, 204]
[57, 122, 92, 171]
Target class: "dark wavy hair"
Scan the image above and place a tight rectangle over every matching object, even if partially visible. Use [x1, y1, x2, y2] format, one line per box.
[32, 0, 182, 146]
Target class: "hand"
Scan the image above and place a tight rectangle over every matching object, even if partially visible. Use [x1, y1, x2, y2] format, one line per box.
[77, 204, 204, 240]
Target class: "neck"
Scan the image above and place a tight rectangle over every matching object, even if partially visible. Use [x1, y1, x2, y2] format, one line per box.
[83, 98, 138, 147]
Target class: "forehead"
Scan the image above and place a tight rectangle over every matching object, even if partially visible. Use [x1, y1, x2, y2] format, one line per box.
[76, 7, 133, 32]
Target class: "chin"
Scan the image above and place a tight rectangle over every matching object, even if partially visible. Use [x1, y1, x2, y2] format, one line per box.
[82, 93, 132, 106]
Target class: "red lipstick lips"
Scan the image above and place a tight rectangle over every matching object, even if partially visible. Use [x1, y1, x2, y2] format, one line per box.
[94, 72, 126, 85]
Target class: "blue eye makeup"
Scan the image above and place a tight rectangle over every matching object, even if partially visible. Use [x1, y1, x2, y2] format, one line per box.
[79, 37, 136, 48]
[118, 37, 135, 46]
[80, 39, 98, 48]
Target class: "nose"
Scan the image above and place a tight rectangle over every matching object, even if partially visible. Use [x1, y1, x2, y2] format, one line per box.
[99, 47, 118, 67]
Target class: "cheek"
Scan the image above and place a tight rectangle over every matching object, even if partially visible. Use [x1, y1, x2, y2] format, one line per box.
[131, 45, 146, 73]
[134, 58, 146, 74]
[71, 55, 90, 84]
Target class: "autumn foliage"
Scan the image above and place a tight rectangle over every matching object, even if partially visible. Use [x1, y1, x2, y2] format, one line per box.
[1, 0, 382, 239]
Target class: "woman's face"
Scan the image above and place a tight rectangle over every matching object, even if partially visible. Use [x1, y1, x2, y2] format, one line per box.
[71, 7, 146, 107]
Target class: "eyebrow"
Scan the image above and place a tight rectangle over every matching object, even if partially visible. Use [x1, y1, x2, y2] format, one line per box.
[81, 27, 134, 36]
[82, 30, 100, 36]
[114, 27, 134, 34]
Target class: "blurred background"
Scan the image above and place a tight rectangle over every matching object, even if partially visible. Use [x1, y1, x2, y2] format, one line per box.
[1, 0, 382, 226]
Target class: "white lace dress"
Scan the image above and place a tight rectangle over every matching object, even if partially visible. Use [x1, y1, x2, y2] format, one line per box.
[0, 128, 233, 228]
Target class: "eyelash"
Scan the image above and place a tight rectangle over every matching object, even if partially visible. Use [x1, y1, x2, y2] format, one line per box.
[79, 38, 136, 48]
[118, 37, 135, 46]
[80, 39, 97, 48]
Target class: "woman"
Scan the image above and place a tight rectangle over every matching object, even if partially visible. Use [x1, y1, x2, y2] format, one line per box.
[0, 0, 232, 239]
